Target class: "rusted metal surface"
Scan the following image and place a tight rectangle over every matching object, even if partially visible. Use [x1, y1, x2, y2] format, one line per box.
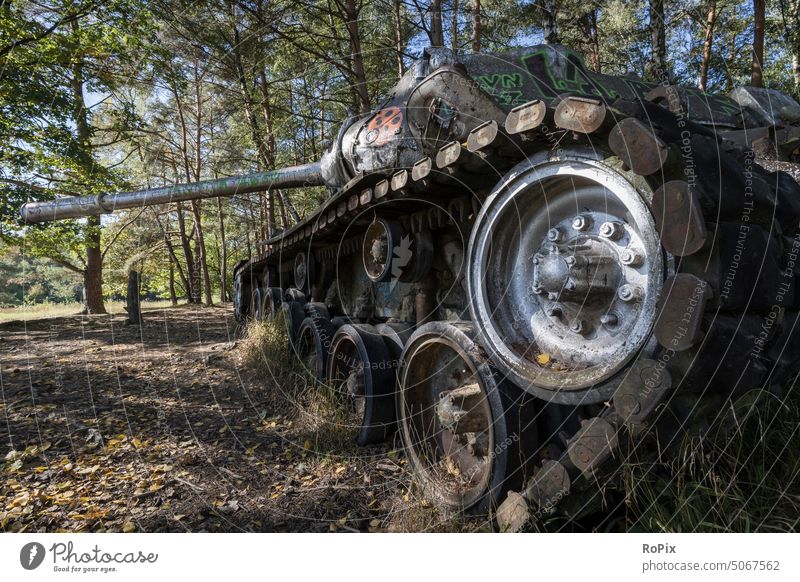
[655, 273, 709, 352]
[608, 118, 669, 175]
[411, 157, 432, 182]
[554, 96, 608, 134]
[567, 417, 618, 474]
[613, 358, 672, 425]
[652, 180, 707, 256]
[524, 460, 570, 509]
[374, 179, 389, 199]
[362, 218, 403, 283]
[468, 152, 663, 404]
[414, 277, 436, 326]
[391, 169, 408, 192]
[504, 100, 546, 135]
[435, 383, 486, 434]
[466, 120, 499, 152]
[436, 141, 462, 168]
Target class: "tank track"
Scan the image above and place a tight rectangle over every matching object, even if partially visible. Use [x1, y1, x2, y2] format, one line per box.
[234, 91, 800, 526]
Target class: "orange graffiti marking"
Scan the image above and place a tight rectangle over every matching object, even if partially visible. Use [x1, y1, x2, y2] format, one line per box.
[365, 106, 403, 146]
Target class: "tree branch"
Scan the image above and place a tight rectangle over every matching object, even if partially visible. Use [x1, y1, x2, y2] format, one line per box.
[101, 208, 147, 259]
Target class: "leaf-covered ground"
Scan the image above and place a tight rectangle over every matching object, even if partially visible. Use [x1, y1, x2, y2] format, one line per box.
[0, 305, 478, 532]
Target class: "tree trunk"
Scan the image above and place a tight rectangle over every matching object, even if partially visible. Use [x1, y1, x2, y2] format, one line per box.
[699, 1, 718, 91]
[648, 0, 668, 81]
[216, 197, 228, 303]
[451, 0, 459, 52]
[725, 6, 737, 92]
[429, 0, 444, 47]
[394, 0, 405, 76]
[154, 208, 190, 299]
[585, 8, 601, 72]
[168, 260, 177, 307]
[227, 5, 271, 168]
[83, 215, 106, 314]
[542, 0, 559, 45]
[794, 53, 800, 91]
[279, 190, 300, 224]
[345, 0, 371, 113]
[257, 67, 278, 238]
[126, 270, 142, 325]
[71, 39, 106, 314]
[191, 65, 213, 307]
[176, 201, 199, 303]
[472, 0, 481, 53]
[191, 200, 213, 306]
[752, 0, 766, 87]
[780, 1, 800, 92]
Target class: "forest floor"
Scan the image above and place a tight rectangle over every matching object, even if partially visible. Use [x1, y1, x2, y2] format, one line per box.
[2, 304, 797, 533]
[0, 304, 485, 532]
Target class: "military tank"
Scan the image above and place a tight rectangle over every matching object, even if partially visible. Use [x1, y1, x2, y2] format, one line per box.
[21, 44, 800, 521]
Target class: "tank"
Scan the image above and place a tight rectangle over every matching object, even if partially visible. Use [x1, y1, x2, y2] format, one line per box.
[21, 44, 800, 522]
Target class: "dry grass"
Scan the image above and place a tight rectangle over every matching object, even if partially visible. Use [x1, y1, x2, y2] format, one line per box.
[0, 300, 175, 323]
[620, 387, 800, 532]
[237, 317, 492, 532]
[237, 317, 800, 532]
[239, 318, 365, 453]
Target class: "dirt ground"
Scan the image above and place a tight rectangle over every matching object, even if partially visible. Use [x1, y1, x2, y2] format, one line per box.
[0, 304, 481, 532]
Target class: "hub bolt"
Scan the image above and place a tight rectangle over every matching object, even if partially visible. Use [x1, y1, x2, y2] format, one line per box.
[565, 256, 577, 267]
[621, 248, 643, 267]
[572, 215, 593, 231]
[570, 320, 588, 335]
[618, 284, 641, 302]
[600, 313, 619, 326]
[599, 221, 624, 240]
[531, 282, 543, 294]
[565, 279, 577, 291]
[547, 227, 565, 243]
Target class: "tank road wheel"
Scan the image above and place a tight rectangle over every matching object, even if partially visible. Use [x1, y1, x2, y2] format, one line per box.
[261, 287, 283, 321]
[294, 313, 335, 380]
[280, 300, 307, 358]
[397, 322, 537, 514]
[233, 275, 247, 321]
[249, 287, 264, 321]
[363, 219, 403, 282]
[326, 324, 397, 445]
[470, 99, 800, 516]
[468, 150, 664, 404]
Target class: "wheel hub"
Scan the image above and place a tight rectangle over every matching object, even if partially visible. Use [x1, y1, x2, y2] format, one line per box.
[468, 153, 664, 401]
[532, 238, 622, 304]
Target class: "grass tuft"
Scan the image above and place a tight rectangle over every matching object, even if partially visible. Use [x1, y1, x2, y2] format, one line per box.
[622, 386, 800, 532]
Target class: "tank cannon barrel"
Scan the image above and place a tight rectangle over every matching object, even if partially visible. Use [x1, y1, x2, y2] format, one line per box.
[20, 161, 324, 224]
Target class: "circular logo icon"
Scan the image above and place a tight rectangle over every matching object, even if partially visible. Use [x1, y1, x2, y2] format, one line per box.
[20, 542, 46, 570]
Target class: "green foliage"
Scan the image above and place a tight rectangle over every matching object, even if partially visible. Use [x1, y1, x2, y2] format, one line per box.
[0, 0, 154, 303]
[0, 246, 82, 305]
[2, 0, 799, 310]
